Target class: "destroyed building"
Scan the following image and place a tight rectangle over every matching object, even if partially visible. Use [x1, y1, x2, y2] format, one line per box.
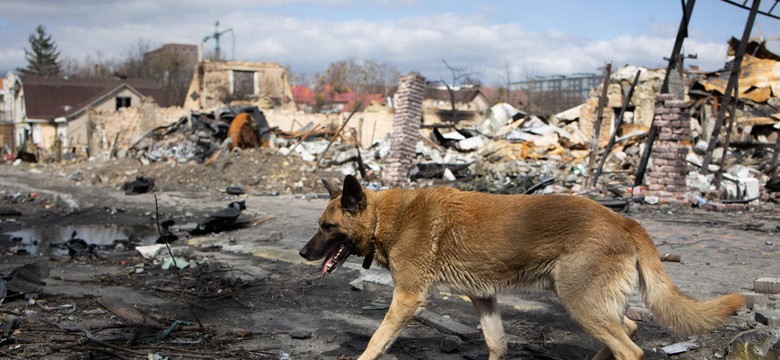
[420, 84, 492, 127]
[1, 14, 778, 210]
[0, 74, 168, 159]
[184, 60, 296, 112]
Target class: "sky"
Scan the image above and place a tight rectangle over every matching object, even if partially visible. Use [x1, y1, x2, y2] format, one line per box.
[2, 0, 780, 86]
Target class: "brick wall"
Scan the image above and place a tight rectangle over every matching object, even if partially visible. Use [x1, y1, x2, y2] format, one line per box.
[382, 73, 425, 186]
[646, 94, 691, 203]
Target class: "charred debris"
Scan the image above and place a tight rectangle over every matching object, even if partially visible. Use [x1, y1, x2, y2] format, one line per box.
[107, 43, 780, 211]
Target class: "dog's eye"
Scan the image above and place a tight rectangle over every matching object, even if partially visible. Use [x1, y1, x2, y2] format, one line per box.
[321, 222, 335, 231]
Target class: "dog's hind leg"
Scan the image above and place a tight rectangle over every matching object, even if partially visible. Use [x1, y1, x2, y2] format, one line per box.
[555, 257, 643, 360]
[591, 316, 638, 360]
[469, 295, 506, 360]
[358, 288, 426, 360]
[561, 294, 643, 360]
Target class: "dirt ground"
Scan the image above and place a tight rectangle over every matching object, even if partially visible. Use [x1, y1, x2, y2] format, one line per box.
[0, 154, 778, 360]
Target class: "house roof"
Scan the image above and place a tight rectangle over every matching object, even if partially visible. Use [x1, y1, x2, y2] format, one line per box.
[340, 93, 386, 112]
[21, 76, 167, 120]
[424, 87, 483, 103]
[291, 85, 316, 106]
[291, 85, 386, 111]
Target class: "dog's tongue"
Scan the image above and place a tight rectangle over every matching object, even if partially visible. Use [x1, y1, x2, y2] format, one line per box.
[321, 249, 338, 277]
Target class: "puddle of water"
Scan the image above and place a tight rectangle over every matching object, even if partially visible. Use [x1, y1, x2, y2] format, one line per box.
[5, 224, 159, 256]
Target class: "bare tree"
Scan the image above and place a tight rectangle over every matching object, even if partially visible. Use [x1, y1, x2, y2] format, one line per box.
[318, 59, 400, 96]
[498, 58, 514, 105]
[362, 59, 400, 94]
[125, 40, 194, 106]
[116, 39, 153, 79]
[440, 58, 482, 123]
[61, 52, 116, 79]
[59, 40, 195, 106]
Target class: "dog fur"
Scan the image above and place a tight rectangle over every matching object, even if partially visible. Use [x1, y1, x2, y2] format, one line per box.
[299, 175, 744, 360]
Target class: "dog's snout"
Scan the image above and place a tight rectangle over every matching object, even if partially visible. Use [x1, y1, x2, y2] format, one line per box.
[299, 246, 309, 259]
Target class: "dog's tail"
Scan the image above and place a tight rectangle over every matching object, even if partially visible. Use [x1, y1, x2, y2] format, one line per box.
[634, 230, 744, 335]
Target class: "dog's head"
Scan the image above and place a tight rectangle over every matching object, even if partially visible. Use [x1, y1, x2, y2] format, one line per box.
[299, 175, 374, 276]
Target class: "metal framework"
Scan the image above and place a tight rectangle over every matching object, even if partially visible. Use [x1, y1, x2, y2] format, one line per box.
[720, 0, 780, 20]
[635, 0, 780, 188]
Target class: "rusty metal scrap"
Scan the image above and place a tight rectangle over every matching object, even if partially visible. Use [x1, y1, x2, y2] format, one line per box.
[227, 112, 260, 149]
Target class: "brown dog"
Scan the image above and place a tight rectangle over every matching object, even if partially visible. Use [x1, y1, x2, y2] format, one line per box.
[299, 175, 744, 360]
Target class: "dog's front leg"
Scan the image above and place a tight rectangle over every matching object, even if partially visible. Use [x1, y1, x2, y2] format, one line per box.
[358, 288, 426, 360]
[470, 295, 507, 360]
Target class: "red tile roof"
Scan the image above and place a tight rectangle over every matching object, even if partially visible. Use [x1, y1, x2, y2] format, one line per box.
[341, 93, 386, 112]
[21, 76, 167, 120]
[291, 85, 316, 106]
[291, 85, 386, 112]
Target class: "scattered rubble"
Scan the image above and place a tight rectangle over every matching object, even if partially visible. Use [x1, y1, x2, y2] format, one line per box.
[2, 31, 780, 358]
[662, 340, 700, 355]
[0, 262, 49, 302]
[3, 40, 779, 210]
[122, 175, 155, 195]
[725, 329, 780, 359]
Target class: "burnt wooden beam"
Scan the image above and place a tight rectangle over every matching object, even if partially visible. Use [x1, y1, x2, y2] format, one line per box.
[700, 0, 761, 175]
[635, 0, 696, 187]
[592, 70, 642, 187]
[584, 63, 612, 188]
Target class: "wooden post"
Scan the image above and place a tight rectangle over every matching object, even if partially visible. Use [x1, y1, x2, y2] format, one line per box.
[110, 131, 121, 159]
[713, 86, 739, 187]
[769, 126, 780, 178]
[592, 70, 641, 187]
[55, 137, 62, 163]
[316, 101, 361, 168]
[584, 63, 612, 188]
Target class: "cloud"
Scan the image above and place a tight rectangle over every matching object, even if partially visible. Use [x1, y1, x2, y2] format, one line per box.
[1, 2, 732, 84]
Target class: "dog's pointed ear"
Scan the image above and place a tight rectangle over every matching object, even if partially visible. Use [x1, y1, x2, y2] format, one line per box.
[341, 175, 366, 213]
[321, 179, 342, 199]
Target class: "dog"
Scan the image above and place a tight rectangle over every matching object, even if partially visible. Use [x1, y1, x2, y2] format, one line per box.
[299, 175, 744, 360]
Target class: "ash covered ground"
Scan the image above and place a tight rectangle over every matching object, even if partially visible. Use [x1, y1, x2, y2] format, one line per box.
[0, 155, 778, 359]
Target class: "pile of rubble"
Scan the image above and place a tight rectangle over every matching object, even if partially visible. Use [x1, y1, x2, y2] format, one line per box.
[88, 43, 779, 207]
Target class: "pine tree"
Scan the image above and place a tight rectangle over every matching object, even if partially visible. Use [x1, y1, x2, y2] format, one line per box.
[19, 25, 61, 77]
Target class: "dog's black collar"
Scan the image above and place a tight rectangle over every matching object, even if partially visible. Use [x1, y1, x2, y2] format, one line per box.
[363, 207, 378, 270]
[362, 249, 374, 269]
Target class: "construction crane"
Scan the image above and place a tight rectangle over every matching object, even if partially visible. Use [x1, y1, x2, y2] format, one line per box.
[200, 21, 235, 61]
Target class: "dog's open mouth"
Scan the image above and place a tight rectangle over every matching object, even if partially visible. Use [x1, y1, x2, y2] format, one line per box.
[321, 242, 353, 277]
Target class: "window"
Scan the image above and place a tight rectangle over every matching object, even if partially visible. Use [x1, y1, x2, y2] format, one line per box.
[116, 96, 131, 110]
[232, 71, 254, 99]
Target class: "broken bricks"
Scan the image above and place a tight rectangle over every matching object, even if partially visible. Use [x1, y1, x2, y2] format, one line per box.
[755, 278, 780, 294]
[745, 278, 780, 328]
